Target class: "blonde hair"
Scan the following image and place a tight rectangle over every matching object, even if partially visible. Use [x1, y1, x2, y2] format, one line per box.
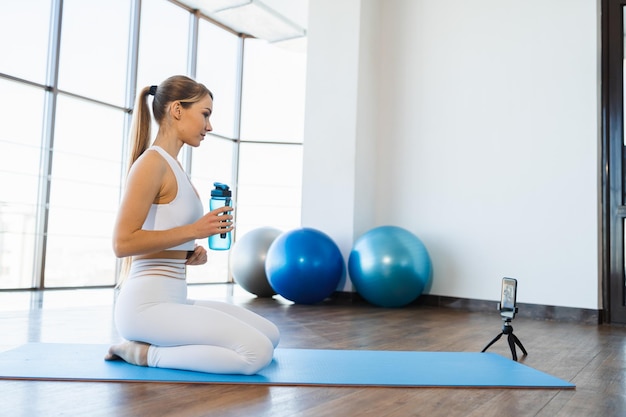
[127, 74, 213, 170]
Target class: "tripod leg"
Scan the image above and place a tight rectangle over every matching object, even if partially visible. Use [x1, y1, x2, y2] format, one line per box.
[512, 334, 528, 357]
[481, 333, 503, 353]
[507, 333, 518, 361]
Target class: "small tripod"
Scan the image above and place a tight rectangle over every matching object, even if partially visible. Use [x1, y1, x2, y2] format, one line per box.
[482, 315, 527, 361]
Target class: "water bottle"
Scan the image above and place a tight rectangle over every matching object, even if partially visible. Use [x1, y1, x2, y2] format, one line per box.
[208, 182, 232, 250]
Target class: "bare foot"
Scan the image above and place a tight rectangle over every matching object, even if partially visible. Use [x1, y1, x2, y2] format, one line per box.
[104, 341, 150, 366]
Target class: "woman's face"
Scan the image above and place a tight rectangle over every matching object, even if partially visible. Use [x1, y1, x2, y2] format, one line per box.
[178, 94, 213, 147]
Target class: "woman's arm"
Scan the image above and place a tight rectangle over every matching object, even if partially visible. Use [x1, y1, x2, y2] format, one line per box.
[113, 151, 234, 258]
[113, 151, 190, 257]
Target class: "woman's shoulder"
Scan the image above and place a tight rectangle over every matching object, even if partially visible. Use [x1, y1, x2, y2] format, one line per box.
[130, 148, 168, 177]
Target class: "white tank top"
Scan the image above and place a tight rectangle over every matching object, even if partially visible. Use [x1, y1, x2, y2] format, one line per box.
[141, 146, 204, 251]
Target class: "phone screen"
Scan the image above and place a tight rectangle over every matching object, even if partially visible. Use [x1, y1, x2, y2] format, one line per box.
[501, 277, 517, 312]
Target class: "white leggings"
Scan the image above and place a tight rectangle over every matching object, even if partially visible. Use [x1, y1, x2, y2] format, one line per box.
[114, 259, 280, 375]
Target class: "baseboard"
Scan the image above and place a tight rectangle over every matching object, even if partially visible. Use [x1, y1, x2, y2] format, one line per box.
[330, 291, 602, 325]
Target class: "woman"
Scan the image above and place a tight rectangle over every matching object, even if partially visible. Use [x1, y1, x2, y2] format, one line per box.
[105, 75, 280, 375]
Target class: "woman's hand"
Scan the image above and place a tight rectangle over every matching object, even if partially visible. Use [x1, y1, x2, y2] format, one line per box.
[186, 245, 208, 265]
[186, 206, 234, 265]
[193, 206, 235, 240]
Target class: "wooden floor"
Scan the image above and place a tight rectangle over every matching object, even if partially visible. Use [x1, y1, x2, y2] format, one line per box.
[0, 284, 624, 417]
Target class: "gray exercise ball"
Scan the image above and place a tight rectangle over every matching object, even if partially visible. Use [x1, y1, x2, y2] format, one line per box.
[230, 227, 283, 297]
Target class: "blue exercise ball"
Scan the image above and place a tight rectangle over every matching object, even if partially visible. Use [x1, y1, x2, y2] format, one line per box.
[265, 228, 345, 304]
[348, 225, 432, 308]
[230, 227, 282, 297]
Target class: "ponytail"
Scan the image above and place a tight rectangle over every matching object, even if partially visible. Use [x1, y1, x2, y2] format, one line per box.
[127, 85, 153, 172]
[119, 85, 152, 286]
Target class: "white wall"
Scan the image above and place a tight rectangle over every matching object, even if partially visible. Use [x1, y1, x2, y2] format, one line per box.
[301, 0, 364, 291]
[302, 0, 600, 309]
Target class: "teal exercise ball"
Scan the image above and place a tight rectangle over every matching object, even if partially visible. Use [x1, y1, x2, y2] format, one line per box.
[348, 226, 432, 308]
[230, 227, 282, 297]
[265, 228, 345, 304]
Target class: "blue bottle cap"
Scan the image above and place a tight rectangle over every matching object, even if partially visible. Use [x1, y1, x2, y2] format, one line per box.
[211, 182, 231, 197]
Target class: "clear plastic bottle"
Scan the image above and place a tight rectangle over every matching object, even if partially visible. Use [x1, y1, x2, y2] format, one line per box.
[208, 182, 232, 250]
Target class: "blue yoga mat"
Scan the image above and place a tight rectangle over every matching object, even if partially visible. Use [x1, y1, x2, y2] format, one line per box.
[0, 343, 574, 388]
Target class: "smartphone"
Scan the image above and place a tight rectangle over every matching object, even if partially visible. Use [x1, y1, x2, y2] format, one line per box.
[500, 277, 517, 318]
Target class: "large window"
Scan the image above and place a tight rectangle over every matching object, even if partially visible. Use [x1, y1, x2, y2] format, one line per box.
[196, 17, 241, 139]
[236, 143, 303, 237]
[0, 79, 46, 289]
[136, 0, 190, 90]
[0, 0, 51, 84]
[0, 0, 306, 289]
[235, 38, 306, 237]
[240, 39, 306, 143]
[57, 0, 130, 106]
[44, 95, 125, 287]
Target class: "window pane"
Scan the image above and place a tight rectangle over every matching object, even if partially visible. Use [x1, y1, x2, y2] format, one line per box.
[187, 137, 235, 284]
[0, 80, 45, 289]
[0, 0, 52, 83]
[136, 0, 190, 90]
[44, 95, 124, 287]
[240, 39, 306, 142]
[57, 0, 131, 106]
[236, 142, 302, 237]
[197, 19, 241, 138]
